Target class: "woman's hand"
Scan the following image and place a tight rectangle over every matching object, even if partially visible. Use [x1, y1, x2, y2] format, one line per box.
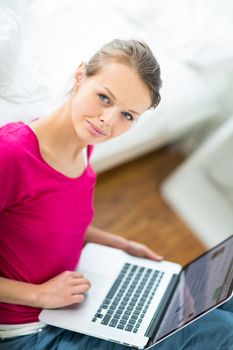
[34, 271, 91, 309]
[85, 226, 163, 262]
[124, 240, 163, 261]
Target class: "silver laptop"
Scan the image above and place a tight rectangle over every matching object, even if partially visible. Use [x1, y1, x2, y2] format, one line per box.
[39, 235, 233, 349]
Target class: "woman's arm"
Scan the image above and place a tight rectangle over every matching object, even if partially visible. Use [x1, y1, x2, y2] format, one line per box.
[84, 225, 128, 250]
[84, 225, 163, 261]
[0, 272, 91, 309]
[0, 276, 38, 307]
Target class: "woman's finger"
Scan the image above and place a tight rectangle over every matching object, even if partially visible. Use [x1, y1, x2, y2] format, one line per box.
[70, 271, 84, 278]
[71, 283, 90, 295]
[144, 247, 163, 261]
[126, 241, 163, 261]
[71, 278, 91, 287]
[71, 294, 85, 303]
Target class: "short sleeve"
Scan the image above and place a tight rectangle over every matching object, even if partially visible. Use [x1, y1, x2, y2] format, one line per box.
[0, 143, 21, 212]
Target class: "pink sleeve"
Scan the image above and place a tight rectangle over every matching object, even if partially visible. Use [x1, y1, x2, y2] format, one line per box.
[0, 145, 21, 212]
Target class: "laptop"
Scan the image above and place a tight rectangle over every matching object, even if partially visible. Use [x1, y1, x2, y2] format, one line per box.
[39, 234, 233, 349]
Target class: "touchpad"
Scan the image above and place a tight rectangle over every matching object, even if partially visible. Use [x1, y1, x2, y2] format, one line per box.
[64, 270, 110, 312]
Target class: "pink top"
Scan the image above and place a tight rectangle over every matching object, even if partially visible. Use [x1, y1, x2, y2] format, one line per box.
[0, 122, 96, 324]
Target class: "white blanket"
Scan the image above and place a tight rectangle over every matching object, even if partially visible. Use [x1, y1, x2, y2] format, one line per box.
[1, 0, 233, 171]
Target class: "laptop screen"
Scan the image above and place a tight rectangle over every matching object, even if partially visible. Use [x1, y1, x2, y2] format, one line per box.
[153, 235, 233, 343]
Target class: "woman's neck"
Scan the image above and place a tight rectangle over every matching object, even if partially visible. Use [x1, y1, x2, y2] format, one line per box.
[29, 99, 86, 162]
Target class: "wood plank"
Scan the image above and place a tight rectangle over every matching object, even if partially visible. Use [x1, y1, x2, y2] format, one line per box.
[92, 146, 206, 266]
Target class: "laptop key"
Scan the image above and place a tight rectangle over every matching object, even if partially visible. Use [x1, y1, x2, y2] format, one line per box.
[107, 310, 114, 315]
[128, 319, 135, 325]
[109, 319, 118, 327]
[121, 315, 129, 320]
[135, 306, 142, 312]
[104, 298, 112, 304]
[117, 324, 125, 329]
[114, 311, 122, 317]
[101, 314, 111, 325]
[119, 320, 127, 325]
[124, 310, 131, 316]
[116, 308, 122, 314]
[131, 315, 138, 320]
[127, 306, 133, 311]
[125, 324, 133, 332]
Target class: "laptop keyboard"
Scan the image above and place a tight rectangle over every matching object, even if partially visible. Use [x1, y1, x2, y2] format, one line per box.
[92, 263, 164, 333]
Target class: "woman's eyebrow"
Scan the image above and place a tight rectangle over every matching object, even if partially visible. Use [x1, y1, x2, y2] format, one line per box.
[103, 86, 116, 101]
[128, 109, 140, 116]
[103, 86, 140, 115]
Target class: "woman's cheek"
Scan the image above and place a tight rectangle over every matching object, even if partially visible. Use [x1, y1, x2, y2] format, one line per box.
[112, 123, 131, 138]
[85, 99, 101, 118]
[73, 95, 100, 120]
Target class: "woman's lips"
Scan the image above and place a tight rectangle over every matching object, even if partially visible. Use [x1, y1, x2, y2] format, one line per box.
[86, 120, 107, 137]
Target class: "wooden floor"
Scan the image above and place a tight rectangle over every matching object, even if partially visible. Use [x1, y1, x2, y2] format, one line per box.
[92, 146, 206, 266]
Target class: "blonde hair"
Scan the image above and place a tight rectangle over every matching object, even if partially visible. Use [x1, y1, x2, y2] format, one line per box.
[86, 39, 162, 109]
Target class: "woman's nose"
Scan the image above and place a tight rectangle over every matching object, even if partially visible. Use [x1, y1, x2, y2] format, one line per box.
[99, 109, 116, 126]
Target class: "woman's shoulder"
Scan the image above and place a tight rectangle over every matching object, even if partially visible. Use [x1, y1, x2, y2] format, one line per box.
[0, 121, 33, 158]
[0, 122, 36, 209]
[0, 120, 29, 139]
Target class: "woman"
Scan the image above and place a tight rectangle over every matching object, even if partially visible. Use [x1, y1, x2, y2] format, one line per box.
[0, 39, 232, 349]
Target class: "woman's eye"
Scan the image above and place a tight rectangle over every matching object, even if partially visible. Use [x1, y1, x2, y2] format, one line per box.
[122, 112, 134, 121]
[98, 94, 110, 104]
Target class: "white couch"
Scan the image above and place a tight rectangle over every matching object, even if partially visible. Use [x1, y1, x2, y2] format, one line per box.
[1, 0, 233, 172]
[161, 116, 233, 248]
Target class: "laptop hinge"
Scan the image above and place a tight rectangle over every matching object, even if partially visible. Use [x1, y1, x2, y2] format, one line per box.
[145, 274, 179, 341]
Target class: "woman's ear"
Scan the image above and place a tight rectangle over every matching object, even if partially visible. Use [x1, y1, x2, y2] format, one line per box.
[75, 62, 87, 87]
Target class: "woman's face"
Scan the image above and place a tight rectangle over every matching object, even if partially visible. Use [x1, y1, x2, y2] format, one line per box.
[71, 61, 152, 144]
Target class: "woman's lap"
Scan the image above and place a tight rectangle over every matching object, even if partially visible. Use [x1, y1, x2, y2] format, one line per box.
[1, 299, 232, 350]
[0, 328, 126, 350]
